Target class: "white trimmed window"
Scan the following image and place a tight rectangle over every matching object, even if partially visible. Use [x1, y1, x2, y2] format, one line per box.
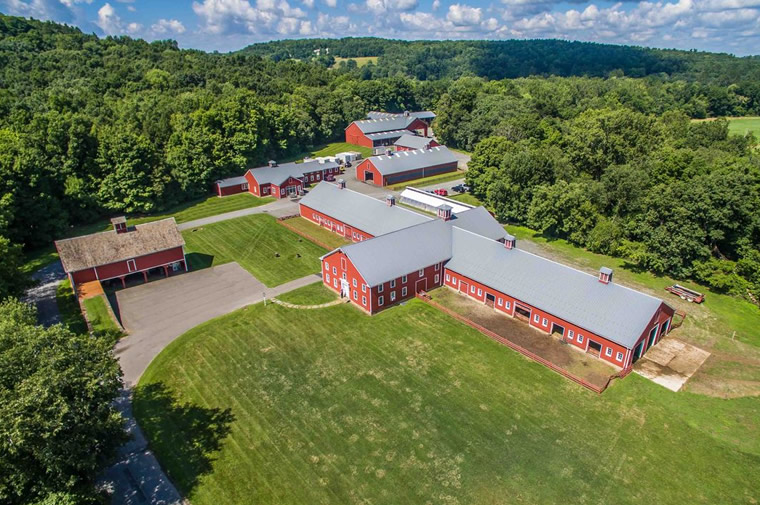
[497, 298, 503, 306]
[505, 301, 511, 310]
[578, 334, 584, 343]
[616, 352, 623, 362]
[378, 284, 384, 293]
[568, 330, 574, 339]
[341, 258, 347, 270]
[418, 269, 424, 277]
[605, 347, 613, 357]
[391, 291, 396, 301]
[470, 285, 475, 294]
[362, 296, 367, 305]
[390, 279, 396, 288]
[402, 287, 407, 296]
[402, 275, 407, 283]
[333, 279, 337, 288]
[378, 296, 384, 306]
[446, 273, 450, 282]
[332, 267, 337, 275]
[326, 274, 331, 283]
[435, 264, 440, 271]
[353, 290, 357, 300]
[352, 278, 357, 288]
[477, 288, 482, 296]
[362, 284, 366, 293]
[434, 274, 439, 283]
[542, 318, 548, 327]
[342, 273, 346, 280]
[533, 314, 540, 323]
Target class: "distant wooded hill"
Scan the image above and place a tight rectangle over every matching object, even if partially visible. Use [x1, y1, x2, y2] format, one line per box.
[241, 37, 760, 84]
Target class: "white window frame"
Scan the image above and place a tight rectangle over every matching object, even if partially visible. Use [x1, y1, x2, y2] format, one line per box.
[332, 266, 337, 275]
[341, 257, 347, 270]
[326, 273, 331, 283]
[362, 296, 367, 305]
[378, 284, 384, 293]
[435, 263, 440, 271]
[477, 288, 483, 297]
[568, 329, 574, 339]
[127, 259, 137, 272]
[470, 285, 475, 294]
[390, 279, 396, 288]
[418, 269, 424, 277]
[533, 314, 540, 323]
[353, 290, 358, 300]
[391, 291, 397, 301]
[616, 352, 623, 362]
[352, 278, 357, 288]
[578, 334, 584, 343]
[401, 287, 407, 296]
[446, 273, 450, 282]
[362, 284, 366, 293]
[342, 272, 346, 280]
[542, 318, 548, 327]
[497, 298, 503, 306]
[605, 347, 613, 357]
[434, 274, 439, 283]
[505, 301, 511, 310]
[378, 296, 384, 306]
[402, 275, 407, 283]
[333, 278, 338, 288]
[242, 183, 249, 190]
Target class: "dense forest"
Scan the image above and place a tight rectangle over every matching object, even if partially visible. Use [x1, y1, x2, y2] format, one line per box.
[0, 14, 758, 304]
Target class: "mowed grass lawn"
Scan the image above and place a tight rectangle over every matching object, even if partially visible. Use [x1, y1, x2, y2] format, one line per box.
[279, 217, 351, 250]
[135, 293, 760, 505]
[728, 117, 760, 138]
[388, 170, 466, 191]
[282, 142, 373, 163]
[182, 214, 326, 287]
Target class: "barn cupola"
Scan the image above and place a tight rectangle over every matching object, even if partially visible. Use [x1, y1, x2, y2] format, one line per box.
[268, 160, 278, 167]
[111, 216, 127, 234]
[599, 267, 613, 284]
[337, 179, 346, 189]
[504, 233, 516, 250]
[403, 110, 410, 117]
[437, 204, 453, 221]
[386, 195, 396, 207]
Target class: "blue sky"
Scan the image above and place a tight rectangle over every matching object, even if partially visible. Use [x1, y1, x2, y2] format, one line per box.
[2, 0, 759, 55]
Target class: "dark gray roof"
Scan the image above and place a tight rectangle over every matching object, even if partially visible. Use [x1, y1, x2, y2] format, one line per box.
[445, 228, 667, 348]
[248, 159, 339, 186]
[365, 130, 408, 141]
[339, 220, 452, 287]
[216, 175, 248, 188]
[352, 116, 418, 134]
[367, 111, 437, 120]
[394, 134, 433, 150]
[300, 181, 430, 236]
[369, 147, 458, 176]
[447, 207, 506, 241]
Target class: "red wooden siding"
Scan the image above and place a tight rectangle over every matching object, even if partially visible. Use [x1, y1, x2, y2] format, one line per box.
[356, 159, 458, 187]
[345, 123, 373, 147]
[368, 263, 444, 313]
[69, 246, 186, 287]
[322, 250, 372, 312]
[216, 183, 246, 197]
[300, 203, 374, 242]
[396, 139, 439, 151]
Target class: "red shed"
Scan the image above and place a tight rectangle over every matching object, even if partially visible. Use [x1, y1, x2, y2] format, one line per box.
[55, 217, 186, 290]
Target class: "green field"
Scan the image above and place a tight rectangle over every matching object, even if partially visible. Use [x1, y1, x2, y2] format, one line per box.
[449, 193, 483, 206]
[23, 193, 272, 274]
[509, 225, 760, 397]
[388, 170, 466, 191]
[331, 56, 378, 68]
[279, 217, 351, 250]
[728, 117, 760, 138]
[275, 281, 337, 305]
[135, 289, 760, 505]
[82, 295, 121, 336]
[283, 141, 373, 163]
[182, 214, 326, 287]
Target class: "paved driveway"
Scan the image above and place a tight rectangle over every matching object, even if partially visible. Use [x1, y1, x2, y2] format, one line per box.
[178, 198, 299, 231]
[23, 260, 66, 327]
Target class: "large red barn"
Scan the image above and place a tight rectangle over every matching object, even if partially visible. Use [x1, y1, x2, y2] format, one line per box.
[55, 217, 186, 290]
[355, 146, 458, 187]
[345, 113, 430, 149]
[214, 159, 342, 199]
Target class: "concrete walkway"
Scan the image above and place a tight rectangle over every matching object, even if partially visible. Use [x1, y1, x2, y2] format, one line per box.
[100, 265, 321, 505]
[177, 198, 299, 231]
[23, 260, 66, 327]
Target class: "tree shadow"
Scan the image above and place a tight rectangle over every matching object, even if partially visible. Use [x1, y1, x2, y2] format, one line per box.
[132, 382, 235, 495]
[185, 252, 214, 271]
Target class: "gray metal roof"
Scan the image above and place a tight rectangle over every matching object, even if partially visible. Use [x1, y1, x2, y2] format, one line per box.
[367, 111, 437, 121]
[340, 220, 452, 287]
[352, 116, 418, 134]
[216, 175, 248, 188]
[445, 228, 667, 348]
[394, 134, 433, 150]
[248, 159, 339, 186]
[365, 130, 408, 141]
[447, 207, 506, 241]
[369, 147, 458, 176]
[300, 181, 430, 236]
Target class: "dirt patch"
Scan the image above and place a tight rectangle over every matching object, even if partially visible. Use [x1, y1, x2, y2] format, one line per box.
[430, 288, 616, 388]
[634, 338, 710, 392]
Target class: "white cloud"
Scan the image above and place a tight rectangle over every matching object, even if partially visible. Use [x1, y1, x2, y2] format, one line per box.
[60, 0, 91, 6]
[126, 21, 142, 33]
[324, 0, 337, 6]
[366, 0, 418, 13]
[96, 3, 123, 35]
[447, 3, 483, 25]
[302, 0, 314, 6]
[151, 18, 187, 34]
[2, 0, 76, 21]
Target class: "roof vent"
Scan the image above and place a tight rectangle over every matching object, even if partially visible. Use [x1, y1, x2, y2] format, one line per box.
[437, 205, 452, 221]
[337, 179, 346, 189]
[268, 160, 277, 167]
[386, 195, 396, 207]
[504, 233, 515, 250]
[404, 110, 410, 117]
[386, 149, 393, 156]
[599, 267, 613, 284]
[111, 216, 127, 234]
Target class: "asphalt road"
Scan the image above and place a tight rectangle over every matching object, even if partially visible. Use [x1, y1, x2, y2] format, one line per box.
[23, 260, 66, 327]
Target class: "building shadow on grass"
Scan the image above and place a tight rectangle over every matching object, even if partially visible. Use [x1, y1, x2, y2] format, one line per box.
[132, 382, 235, 495]
[185, 252, 215, 271]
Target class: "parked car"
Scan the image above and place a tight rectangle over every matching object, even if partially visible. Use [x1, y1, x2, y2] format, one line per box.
[452, 184, 464, 193]
[433, 188, 448, 196]
[462, 184, 470, 191]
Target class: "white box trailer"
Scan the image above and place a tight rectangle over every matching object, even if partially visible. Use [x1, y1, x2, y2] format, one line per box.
[335, 151, 362, 164]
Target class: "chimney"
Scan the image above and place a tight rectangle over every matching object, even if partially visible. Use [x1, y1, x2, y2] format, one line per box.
[268, 160, 277, 167]
[386, 195, 396, 207]
[504, 233, 516, 250]
[337, 179, 346, 189]
[437, 205, 452, 221]
[599, 267, 613, 284]
[111, 216, 127, 234]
